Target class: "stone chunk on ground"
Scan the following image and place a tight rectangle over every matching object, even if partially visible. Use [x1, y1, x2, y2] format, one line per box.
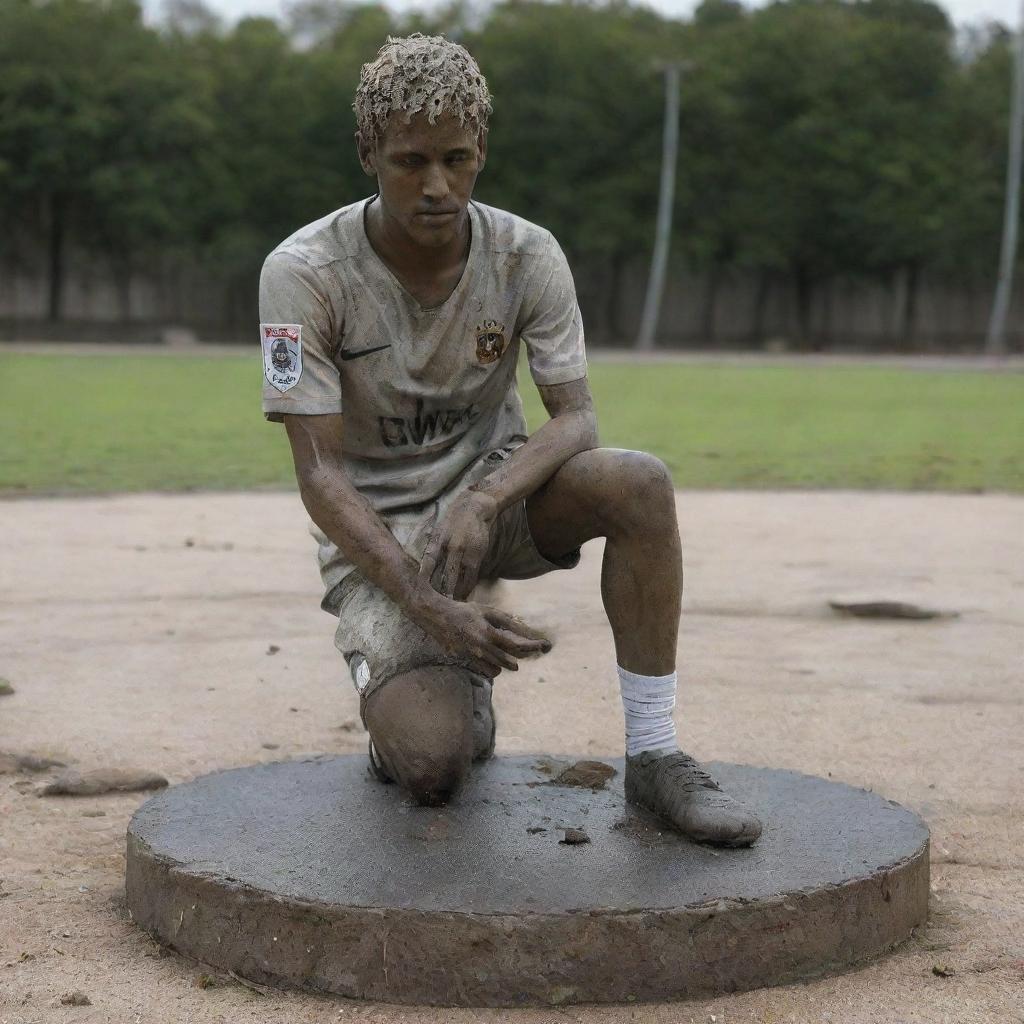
[0, 752, 66, 774]
[828, 598, 957, 620]
[559, 827, 591, 845]
[60, 990, 92, 1006]
[40, 768, 168, 796]
[552, 760, 617, 790]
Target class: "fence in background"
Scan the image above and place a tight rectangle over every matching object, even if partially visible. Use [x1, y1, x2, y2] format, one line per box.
[2, 253, 1022, 351]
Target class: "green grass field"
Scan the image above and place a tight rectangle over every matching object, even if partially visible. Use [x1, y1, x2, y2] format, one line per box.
[2, 352, 1022, 494]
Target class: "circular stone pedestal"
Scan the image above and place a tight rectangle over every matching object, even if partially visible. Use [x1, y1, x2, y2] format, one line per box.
[126, 756, 929, 1007]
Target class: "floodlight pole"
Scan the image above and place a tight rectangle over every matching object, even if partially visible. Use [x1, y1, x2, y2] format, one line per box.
[637, 62, 683, 352]
[986, 9, 1024, 357]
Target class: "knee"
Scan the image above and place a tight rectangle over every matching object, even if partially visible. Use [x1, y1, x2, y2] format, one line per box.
[619, 450, 673, 497]
[599, 451, 675, 532]
[400, 742, 472, 807]
[364, 665, 475, 807]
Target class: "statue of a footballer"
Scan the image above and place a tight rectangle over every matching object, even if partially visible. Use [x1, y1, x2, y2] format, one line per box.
[259, 34, 762, 846]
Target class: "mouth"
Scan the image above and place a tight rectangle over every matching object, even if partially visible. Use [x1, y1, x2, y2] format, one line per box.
[416, 209, 459, 221]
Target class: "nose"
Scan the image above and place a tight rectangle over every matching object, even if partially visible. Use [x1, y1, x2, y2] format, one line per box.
[422, 161, 450, 202]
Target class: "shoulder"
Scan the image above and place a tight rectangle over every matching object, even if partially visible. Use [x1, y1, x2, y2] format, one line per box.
[471, 201, 562, 261]
[264, 199, 369, 274]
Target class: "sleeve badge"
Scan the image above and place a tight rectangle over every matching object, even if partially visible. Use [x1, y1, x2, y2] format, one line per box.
[261, 324, 303, 393]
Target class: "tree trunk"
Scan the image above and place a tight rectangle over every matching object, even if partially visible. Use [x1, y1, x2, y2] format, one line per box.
[47, 195, 65, 322]
[793, 263, 814, 350]
[889, 267, 908, 349]
[819, 278, 833, 351]
[594, 254, 617, 346]
[701, 266, 720, 347]
[607, 250, 628, 343]
[889, 264, 920, 352]
[115, 259, 133, 322]
[903, 263, 919, 352]
[750, 268, 771, 347]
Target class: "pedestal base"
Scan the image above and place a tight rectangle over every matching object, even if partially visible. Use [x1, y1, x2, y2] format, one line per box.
[126, 755, 929, 1006]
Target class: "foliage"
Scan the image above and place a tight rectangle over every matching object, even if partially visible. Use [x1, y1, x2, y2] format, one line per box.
[0, 0, 222, 311]
[0, 0, 1019, 326]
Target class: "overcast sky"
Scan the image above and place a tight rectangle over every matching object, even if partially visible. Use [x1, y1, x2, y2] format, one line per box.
[149, 0, 1021, 31]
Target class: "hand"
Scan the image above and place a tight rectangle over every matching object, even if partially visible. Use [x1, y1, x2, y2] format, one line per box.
[409, 587, 552, 677]
[419, 490, 500, 601]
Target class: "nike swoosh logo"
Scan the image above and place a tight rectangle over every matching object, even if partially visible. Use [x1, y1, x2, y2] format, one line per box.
[340, 344, 392, 361]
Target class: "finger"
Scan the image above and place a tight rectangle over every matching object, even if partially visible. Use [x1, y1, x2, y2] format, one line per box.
[489, 628, 551, 659]
[471, 660, 501, 679]
[482, 642, 519, 672]
[440, 632, 496, 676]
[454, 550, 485, 602]
[418, 531, 444, 583]
[483, 608, 552, 645]
[464, 646, 503, 676]
[440, 545, 463, 598]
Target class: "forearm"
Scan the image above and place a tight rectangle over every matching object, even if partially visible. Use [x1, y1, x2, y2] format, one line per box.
[297, 465, 430, 617]
[469, 406, 598, 513]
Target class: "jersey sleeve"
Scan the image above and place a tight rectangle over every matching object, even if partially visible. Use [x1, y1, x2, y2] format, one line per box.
[260, 252, 343, 421]
[518, 234, 588, 387]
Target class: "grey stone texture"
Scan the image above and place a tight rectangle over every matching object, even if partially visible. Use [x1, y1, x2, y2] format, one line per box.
[125, 755, 929, 1006]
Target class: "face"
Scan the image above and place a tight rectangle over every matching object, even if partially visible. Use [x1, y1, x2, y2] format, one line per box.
[359, 110, 487, 250]
[272, 341, 290, 368]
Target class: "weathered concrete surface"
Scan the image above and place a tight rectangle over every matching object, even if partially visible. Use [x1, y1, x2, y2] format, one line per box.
[126, 755, 929, 1006]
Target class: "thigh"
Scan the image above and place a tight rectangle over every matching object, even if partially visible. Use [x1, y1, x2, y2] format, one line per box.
[525, 447, 657, 562]
[479, 495, 581, 582]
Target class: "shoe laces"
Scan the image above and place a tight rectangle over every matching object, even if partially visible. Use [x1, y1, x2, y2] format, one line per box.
[655, 752, 720, 792]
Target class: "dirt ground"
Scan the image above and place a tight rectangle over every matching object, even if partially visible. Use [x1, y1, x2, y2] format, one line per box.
[1, 490, 1022, 1024]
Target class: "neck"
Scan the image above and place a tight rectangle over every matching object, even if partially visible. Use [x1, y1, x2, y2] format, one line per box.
[365, 197, 471, 276]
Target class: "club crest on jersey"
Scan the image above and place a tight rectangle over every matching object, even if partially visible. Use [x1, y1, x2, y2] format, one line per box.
[475, 320, 507, 364]
[261, 324, 302, 392]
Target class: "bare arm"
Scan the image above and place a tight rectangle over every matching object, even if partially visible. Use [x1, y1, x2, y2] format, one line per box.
[419, 376, 598, 599]
[284, 413, 423, 610]
[283, 413, 549, 674]
[469, 376, 597, 511]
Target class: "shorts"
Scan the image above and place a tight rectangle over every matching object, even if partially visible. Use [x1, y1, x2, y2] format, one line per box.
[332, 441, 581, 710]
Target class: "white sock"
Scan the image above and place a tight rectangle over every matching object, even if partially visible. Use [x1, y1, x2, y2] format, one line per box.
[617, 665, 679, 757]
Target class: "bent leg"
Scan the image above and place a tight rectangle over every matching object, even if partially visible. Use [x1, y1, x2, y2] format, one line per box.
[363, 665, 475, 807]
[525, 448, 682, 675]
[525, 448, 762, 846]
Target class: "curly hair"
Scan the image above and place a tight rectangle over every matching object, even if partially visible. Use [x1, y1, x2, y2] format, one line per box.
[354, 33, 492, 149]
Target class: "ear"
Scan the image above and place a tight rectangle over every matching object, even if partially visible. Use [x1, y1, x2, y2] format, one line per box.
[356, 131, 377, 177]
[476, 127, 488, 173]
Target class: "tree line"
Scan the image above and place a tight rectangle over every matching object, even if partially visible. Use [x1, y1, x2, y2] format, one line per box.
[0, 0, 1017, 343]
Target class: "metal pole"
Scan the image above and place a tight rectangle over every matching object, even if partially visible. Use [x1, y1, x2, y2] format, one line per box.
[637, 63, 681, 352]
[986, 9, 1024, 357]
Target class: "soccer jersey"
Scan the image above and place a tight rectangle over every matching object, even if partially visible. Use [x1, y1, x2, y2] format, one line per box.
[259, 196, 587, 598]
